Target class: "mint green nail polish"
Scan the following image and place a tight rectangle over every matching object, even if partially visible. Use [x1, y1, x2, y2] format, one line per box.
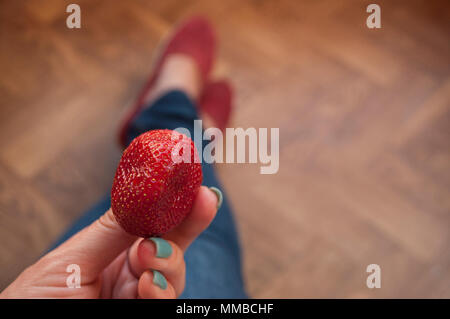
[149, 237, 172, 258]
[152, 270, 167, 290]
[209, 187, 223, 210]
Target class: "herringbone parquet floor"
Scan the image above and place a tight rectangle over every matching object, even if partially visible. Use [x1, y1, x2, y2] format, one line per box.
[0, 0, 449, 297]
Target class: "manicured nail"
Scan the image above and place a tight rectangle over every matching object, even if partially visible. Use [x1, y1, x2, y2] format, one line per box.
[209, 187, 223, 210]
[149, 237, 172, 258]
[152, 270, 167, 290]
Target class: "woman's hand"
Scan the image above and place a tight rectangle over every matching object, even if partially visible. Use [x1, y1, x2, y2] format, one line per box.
[0, 186, 219, 299]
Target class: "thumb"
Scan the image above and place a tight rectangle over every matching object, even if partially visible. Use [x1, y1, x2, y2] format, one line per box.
[47, 209, 136, 282]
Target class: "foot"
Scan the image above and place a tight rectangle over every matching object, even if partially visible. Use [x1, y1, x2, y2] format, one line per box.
[143, 54, 227, 131]
[199, 80, 232, 131]
[118, 16, 216, 148]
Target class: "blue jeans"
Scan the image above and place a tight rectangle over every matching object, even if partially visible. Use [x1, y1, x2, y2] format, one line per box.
[50, 91, 247, 298]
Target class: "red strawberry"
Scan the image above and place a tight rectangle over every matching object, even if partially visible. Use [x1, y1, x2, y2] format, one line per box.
[111, 129, 203, 237]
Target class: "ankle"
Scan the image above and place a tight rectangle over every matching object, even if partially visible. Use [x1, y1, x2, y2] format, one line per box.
[146, 54, 202, 104]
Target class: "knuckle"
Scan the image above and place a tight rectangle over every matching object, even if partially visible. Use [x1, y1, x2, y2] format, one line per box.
[97, 211, 117, 232]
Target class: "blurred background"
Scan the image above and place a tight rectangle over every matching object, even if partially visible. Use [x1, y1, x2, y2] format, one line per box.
[0, 0, 449, 297]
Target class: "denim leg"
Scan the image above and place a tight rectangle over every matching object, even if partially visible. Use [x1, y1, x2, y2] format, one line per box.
[50, 90, 247, 298]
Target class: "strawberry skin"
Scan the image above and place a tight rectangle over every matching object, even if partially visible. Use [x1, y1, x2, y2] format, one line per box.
[111, 129, 203, 237]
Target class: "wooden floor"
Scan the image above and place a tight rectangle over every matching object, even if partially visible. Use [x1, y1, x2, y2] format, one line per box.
[1, 0, 449, 297]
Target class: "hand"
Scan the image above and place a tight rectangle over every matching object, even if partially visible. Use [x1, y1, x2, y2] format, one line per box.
[0, 186, 219, 299]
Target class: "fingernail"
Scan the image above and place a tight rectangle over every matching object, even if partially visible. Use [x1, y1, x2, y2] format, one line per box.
[209, 187, 223, 210]
[148, 237, 172, 258]
[152, 270, 167, 290]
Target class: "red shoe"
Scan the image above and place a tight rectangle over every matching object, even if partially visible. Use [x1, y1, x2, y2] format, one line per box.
[118, 16, 216, 148]
[199, 80, 233, 131]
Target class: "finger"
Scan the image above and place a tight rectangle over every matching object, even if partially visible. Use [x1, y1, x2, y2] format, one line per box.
[138, 270, 176, 299]
[128, 238, 185, 295]
[47, 208, 137, 282]
[137, 238, 185, 294]
[126, 238, 146, 277]
[164, 186, 220, 251]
